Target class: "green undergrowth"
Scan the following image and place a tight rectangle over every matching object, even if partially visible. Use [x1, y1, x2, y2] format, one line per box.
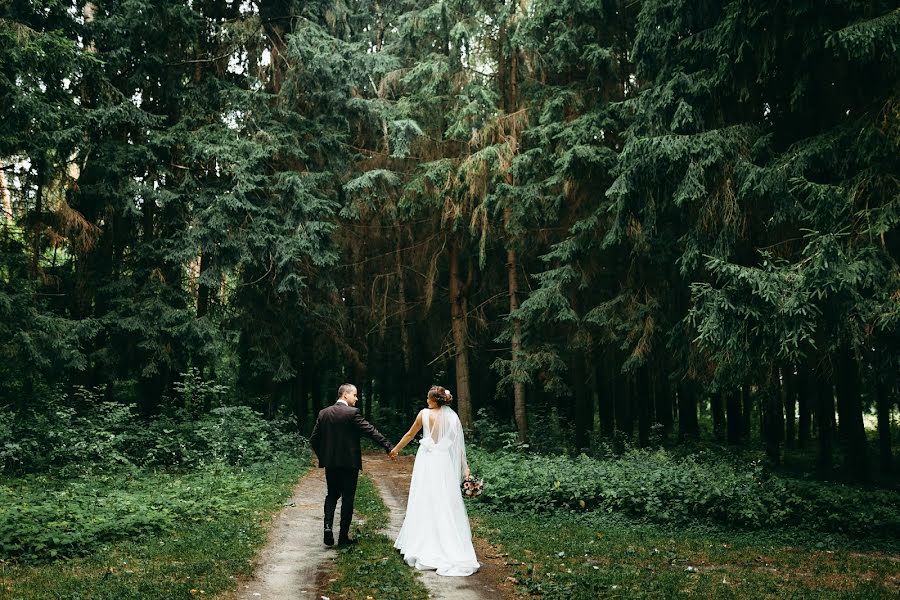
[323, 475, 428, 600]
[0, 455, 308, 599]
[470, 507, 899, 599]
[468, 448, 900, 541]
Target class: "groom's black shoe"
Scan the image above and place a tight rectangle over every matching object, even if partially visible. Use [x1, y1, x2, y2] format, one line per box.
[337, 536, 358, 547]
[324, 528, 334, 546]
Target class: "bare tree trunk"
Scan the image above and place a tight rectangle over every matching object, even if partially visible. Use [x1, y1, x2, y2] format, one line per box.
[711, 391, 725, 441]
[636, 364, 651, 447]
[797, 364, 813, 448]
[653, 356, 673, 438]
[0, 170, 11, 229]
[678, 380, 699, 440]
[449, 237, 472, 427]
[837, 346, 869, 481]
[875, 376, 893, 474]
[573, 353, 592, 451]
[395, 224, 413, 410]
[197, 249, 212, 318]
[31, 163, 43, 278]
[764, 370, 784, 465]
[506, 244, 528, 441]
[784, 366, 797, 449]
[726, 388, 742, 444]
[815, 364, 835, 475]
[598, 360, 615, 438]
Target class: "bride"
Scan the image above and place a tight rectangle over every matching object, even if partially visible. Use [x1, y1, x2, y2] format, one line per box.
[388, 386, 480, 576]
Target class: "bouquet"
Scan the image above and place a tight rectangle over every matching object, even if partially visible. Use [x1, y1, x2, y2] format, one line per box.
[461, 474, 484, 498]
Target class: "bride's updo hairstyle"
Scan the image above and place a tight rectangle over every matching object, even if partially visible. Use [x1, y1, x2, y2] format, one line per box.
[428, 385, 453, 406]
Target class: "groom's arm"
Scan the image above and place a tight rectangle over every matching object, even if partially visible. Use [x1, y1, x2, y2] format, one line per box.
[353, 412, 393, 452]
[309, 416, 322, 456]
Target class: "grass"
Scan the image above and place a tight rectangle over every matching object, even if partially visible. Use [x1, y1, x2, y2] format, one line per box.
[469, 504, 899, 599]
[322, 474, 429, 600]
[0, 455, 308, 599]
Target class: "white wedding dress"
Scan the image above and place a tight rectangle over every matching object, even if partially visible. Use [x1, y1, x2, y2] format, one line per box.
[394, 406, 480, 576]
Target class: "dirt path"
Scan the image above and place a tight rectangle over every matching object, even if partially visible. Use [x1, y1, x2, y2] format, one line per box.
[365, 453, 517, 600]
[227, 467, 339, 600]
[225, 454, 516, 600]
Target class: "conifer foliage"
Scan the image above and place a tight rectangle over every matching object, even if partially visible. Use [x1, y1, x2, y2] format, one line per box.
[1, 1, 897, 478]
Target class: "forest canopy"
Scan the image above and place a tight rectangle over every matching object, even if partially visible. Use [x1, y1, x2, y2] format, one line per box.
[2, 0, 898, 482]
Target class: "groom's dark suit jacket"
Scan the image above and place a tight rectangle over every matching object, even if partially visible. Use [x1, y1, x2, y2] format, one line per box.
[310, 402, 393, 470]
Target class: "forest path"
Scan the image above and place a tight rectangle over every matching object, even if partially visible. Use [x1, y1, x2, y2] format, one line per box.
[365, 453, 517, 600]
[227, 467, 334, 600]
[225, 453, 516, 600]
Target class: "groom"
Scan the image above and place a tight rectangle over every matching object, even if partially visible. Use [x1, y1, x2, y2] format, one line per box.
[309, 383, 394, 546]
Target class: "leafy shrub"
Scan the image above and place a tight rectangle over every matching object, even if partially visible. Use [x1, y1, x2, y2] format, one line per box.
[468, 448, 900, 539]
[0, 382, 303, 475]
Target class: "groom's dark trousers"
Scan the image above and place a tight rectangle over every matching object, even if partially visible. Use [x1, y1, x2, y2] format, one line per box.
[310, 402, 393, 541]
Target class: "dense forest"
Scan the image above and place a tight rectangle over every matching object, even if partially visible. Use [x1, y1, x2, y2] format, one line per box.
[2, 0, 899, 485]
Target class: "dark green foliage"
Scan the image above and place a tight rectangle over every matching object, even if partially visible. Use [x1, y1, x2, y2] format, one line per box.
[0, 384, 301, 475]
[1, 0, 898, 532]
[469, 448, 900, 540]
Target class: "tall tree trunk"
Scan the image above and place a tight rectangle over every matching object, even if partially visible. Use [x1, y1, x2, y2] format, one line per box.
[293, 342, 308, 432]
[31, 162, 44, 278]
[797, 364, 813, 449]
[613, 368, 631, 438]
[196, 249, 212, 318]
[815, 365, 835, 475]
[449, 237, 472, 427]
[678, 380, 699, 440]
[836, 346, 869, 481]
[506, 244, 528, 442]
[653, 358, 673, 438]
[573, 353, 592, 451]
[726, 388, 742, 444]
[0, 170, 12, 229]
[598, 360, 615, 438]
[741, 381, 754, 440]
[784, 366, 797, 449]
[711, 391, 725, 441]
[636, 364, 651, 447]
[394, 224, 413, 412]
[764, 373, 784, 465]
[875, 376, 893, 474]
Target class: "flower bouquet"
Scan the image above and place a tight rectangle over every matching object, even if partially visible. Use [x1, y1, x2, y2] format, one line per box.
[461, 474, 484, 498]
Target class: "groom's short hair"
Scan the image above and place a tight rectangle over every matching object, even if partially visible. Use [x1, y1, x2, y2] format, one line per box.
[337, 383, 356, 400]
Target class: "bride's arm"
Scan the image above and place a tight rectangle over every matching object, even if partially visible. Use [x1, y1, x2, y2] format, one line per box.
[389, 411, 423, 458]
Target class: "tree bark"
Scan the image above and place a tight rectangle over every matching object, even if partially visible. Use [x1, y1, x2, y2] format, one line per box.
[711, 391, 725, 441]
[449, 237, 473, 427]
[875, 376, 893, 474]
[815, 365, 835, 475]
[197, 249, 212, 318]
[653, 359, 673, 438]
[506, 245, 528, 442]
[573, 353, 592, 451]
[598, 360, 615, 438]
[764, 373, 784, 465]
[678, 380, 699, 440]
[636, 364, 651, 447]
[836, 346, 869, 481]
[783, 366, 797, 450]
[797, 364, 813, 449]
[726, 388, 742, 444]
